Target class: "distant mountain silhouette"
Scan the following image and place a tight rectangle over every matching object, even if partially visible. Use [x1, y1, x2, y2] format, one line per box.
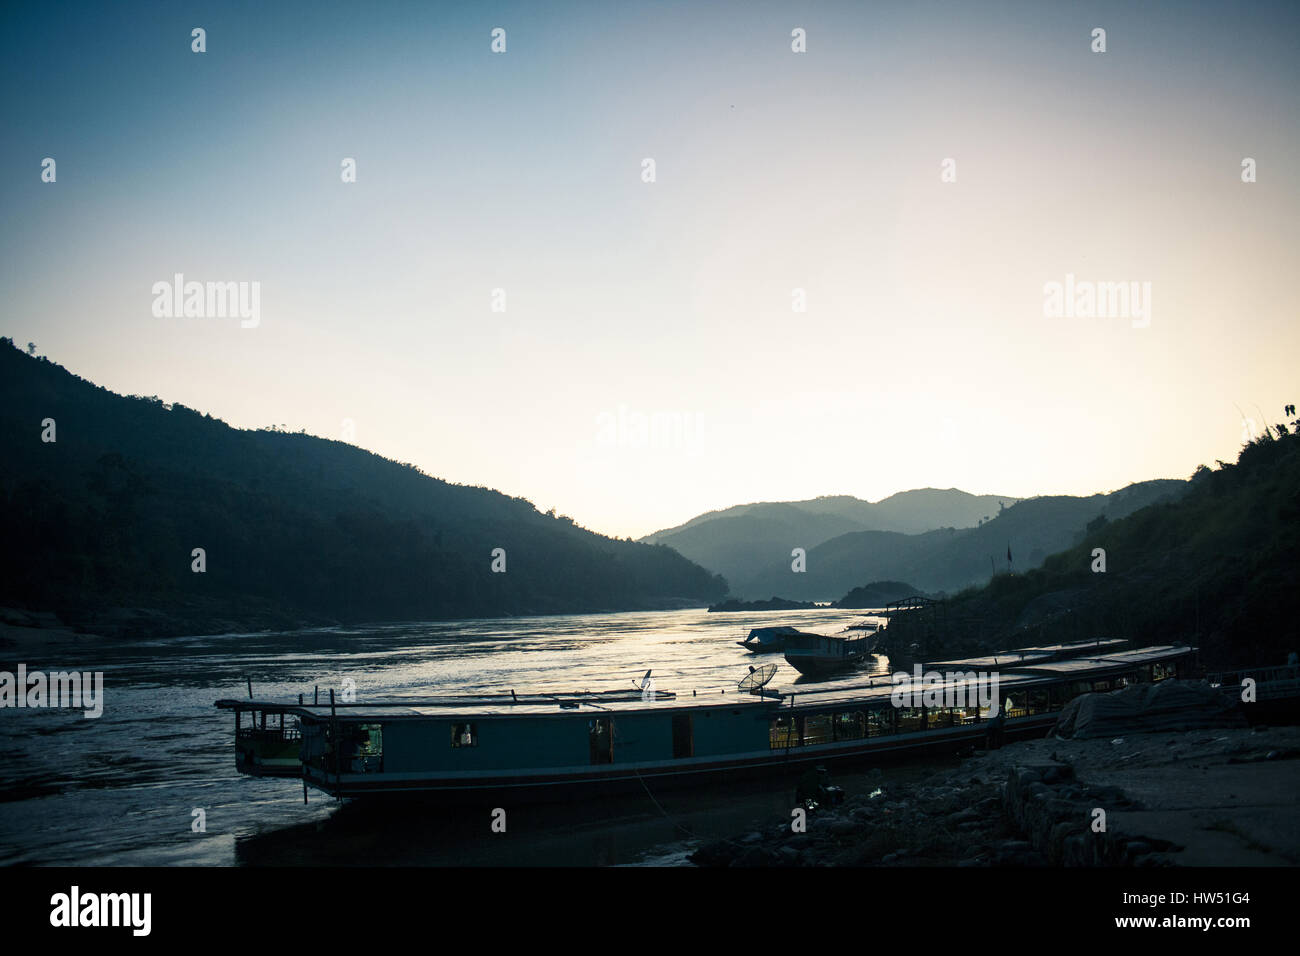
[833, 580, 925, 608]
[737, 480, 1187, 601]
[641, 489, 1019, 589]
[0, 341, 727, 635]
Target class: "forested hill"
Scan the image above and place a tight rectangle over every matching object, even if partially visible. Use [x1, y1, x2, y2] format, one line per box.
[883, 422, 1300, 669]
[0, 341, 727, 635]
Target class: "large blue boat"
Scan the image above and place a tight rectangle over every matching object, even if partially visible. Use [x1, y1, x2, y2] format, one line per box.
[217, 641, 1195, 804]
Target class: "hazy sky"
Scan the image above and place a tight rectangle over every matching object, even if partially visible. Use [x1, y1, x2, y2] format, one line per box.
[4, 1, 1298, 539]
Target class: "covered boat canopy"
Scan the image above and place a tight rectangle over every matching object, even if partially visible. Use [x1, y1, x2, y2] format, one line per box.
[743, 626, 820, 645]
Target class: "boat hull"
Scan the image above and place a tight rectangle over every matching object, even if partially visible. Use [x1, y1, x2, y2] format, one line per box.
[784, 653, 867, 675]
[301, 715, 1058, 803]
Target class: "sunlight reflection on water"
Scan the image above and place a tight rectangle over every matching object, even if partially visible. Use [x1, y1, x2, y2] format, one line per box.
[0, 607, 887, 865]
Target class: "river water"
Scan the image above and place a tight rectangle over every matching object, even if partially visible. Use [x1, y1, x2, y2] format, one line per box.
[0, 608, 908, 866]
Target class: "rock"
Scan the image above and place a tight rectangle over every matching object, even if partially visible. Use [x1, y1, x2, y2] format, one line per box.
[689, 840, 737, 867]
[1041, 765, 1074, 785]
[734, 846, 778, 867]
[1016, 768, 1043, 789]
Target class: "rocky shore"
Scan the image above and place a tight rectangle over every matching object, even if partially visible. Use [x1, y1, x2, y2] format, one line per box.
[689, 724, 1300, 867]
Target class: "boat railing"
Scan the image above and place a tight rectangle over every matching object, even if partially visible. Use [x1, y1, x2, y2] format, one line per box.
[237, 725, 301, 741]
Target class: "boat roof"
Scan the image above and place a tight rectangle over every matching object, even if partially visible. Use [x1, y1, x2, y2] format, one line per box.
[745, 626, 808, 640]
[215, 644, 1193, 721]
[921, 652, 1054, 670]
[995, 638, 1129, 657]
[218, 689, 785, 720]
[925, 639, 1130, 671]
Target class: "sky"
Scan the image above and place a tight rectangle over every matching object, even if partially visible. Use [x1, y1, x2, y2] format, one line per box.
[3, 1, 1298, 539]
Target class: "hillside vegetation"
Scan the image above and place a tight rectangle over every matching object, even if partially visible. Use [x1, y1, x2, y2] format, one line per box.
[882, 425, 1300, 669]
[0, 341, 727, 635]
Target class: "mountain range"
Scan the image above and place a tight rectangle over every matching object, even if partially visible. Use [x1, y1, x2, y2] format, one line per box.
[644, 482, 1188, 600]
[640, 490, 1020, 593]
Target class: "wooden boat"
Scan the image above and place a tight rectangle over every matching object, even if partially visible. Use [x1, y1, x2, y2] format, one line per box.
[216, 643, 1196, 804]
[783, 631, 872, 675]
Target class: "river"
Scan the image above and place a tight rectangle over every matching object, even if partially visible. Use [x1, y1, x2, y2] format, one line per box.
[0, 608, 921, 866]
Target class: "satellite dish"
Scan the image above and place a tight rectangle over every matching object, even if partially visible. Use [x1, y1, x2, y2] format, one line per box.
[738, 663, 778, 695]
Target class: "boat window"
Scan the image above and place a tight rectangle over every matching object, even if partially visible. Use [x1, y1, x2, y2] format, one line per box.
[353, 724, 382, 754]
[346, 724, 383, 772]
[929, 708, 956, 729]
[769, 716, 799, 749]
[672, 714, 693, 759]
[451, 722, 477, 748]
[834, 712, 866, 741]
[1027, 689, 1050, 715]
[589, 718, 613, 764]
[896, 707, 923, 734]
[1153, 662, 1175, 681]
[803, 714, 833, 746]
[865, 708, 895, 737]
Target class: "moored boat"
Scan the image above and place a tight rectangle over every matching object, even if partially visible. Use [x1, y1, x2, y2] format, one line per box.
[216, 643, 1197, 805]
[783, 631, 872, 675]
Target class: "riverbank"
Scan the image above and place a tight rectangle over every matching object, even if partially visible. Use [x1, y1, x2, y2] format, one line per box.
[0, 594, 715, 649]
[689, 724, 1300, 866]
